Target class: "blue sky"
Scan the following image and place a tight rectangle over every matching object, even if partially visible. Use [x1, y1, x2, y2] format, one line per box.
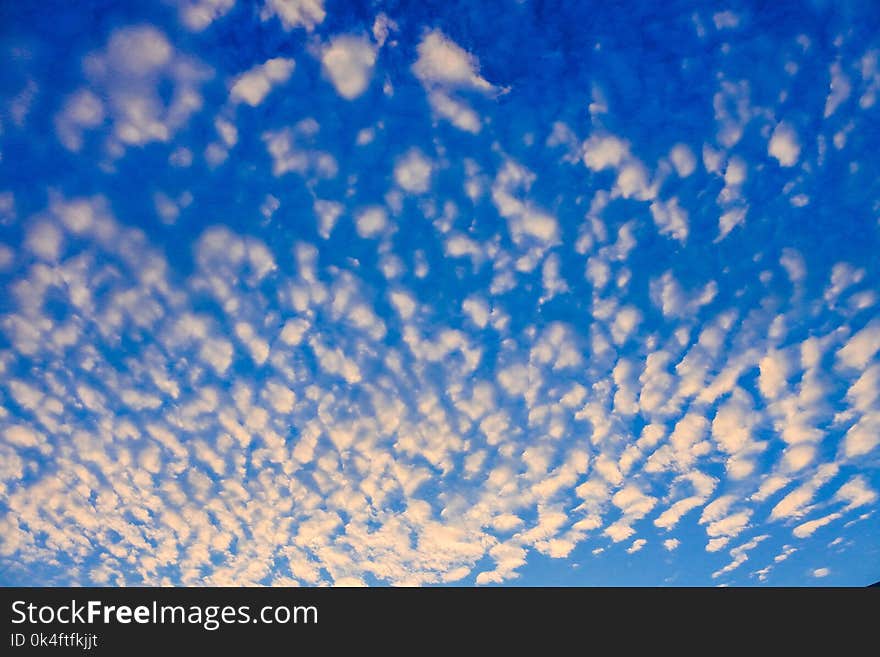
[0, 0, 879, 586]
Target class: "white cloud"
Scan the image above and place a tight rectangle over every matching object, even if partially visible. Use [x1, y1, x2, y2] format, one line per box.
[812, 567, 830, 578]
[669, 144, 696, 177]
[654, 497, 703, 530]
[355, 206, 388, 238]
[25, 222, 63, 261]
[279, 318, 309, 346]
[583, 134, 628, 171]
[230, 58, 295, 106]
[393, 149, 433, 193]
[177, 0, 235, 31]
[717, 207, 747, 241]
[263, 120, 338, 179]
[842, 414, 880, 458]
[833, 476, 878, 510]
[70, 25, 211, 152]
[768, 122, 801, 167]
[389, 290, 417, 321]
[55, 90, 105, 151]
[314, 200, 343, 239]
[663, 538, 680, 551]
[780, 248, 806, 283]
[412, 30, 495, 91]
[372, 13, 397, 47]
[770, 464, 839, 521]
[758, 350, 789, 400]
[412, 30, 497, 133]
[627, 538, 647, 554]
[462, 296, 490, 329]
[713, 11, 740, 30]
[792, 512, 842, 538]
[261, 0, 325, 31]
[837, 321, 880, 370]
[711, 535, 768, 579]
[0, 244, 13, 271]
[321, 36, 377, 100]
[491, 160, 560, 251]
[824, 62, 851, 118]
[649, 271, 717, 319]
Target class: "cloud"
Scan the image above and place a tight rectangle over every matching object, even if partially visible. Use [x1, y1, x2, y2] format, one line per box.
[394, 149, 433, 193]
[769, 464, 839, 521]
[669, 144, 697, 177]
[261, 0, 325, 31]
[712, 535, 768, 579]
[792, 512, 842, 538]
[58, 25, 212, 153]
[412, 30, 498, 133]
[230, 58, 295, 106]
[263, 119, 338, 179]
[833, 476, 878, 510]
[321, 36, 377, 100]
[837, 321, 880, 371]
[176, 0, 235, 31]
[54, 90, 105, 151]
[768, 122, 801, 167]
[824, 62, 851, 118]
[649, 198, 689, 242]
[355, 206, 389, 238]
[627, 538, 647, 554]
[412, 30, 495, 91]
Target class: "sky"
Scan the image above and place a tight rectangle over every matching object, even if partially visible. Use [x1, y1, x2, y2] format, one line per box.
[0, 0, 878, 587]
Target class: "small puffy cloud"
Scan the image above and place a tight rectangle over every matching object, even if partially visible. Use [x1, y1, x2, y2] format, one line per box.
[717, 207, 747, 241]
[314, 200, 343, 239]
[412, 30, 495, 92]
[768, 122, 801, 167]
[4, 424, 45, 449]
[842, 415, 880, 458]
[0, 244, 13, 270]
[321, 36, 377, 100]
[25, 222, 64, 261]
[792, 512, 841, 538]
[69, 25, 211, 152]
[770, 465, 839, 521]
[780, 248, 806, 283]
[279, 318, 309, 345]
[627, 538, 647, 554]
[55, 90, 105, 151]
[663, 538, 680, 551]
[261, 0, 325, 31]
[583, 134, 628, 171]
[412, 29, 497, 133]
[713, 11, 741, 30]
[393, 149, 433, 193]
[758, 350, 789, 400]
[649, 271, 717, 319]
[389, 290, 417, 321]
[824, 62, 851, 118]
[812, 567, 830, 578]
[263, 119, 338, 179]
[833, 476, 878, 510]
[355, 206, 388, 238]
[177, 0, 235, 31]
[837, 321, 880, 371]
[669, 143, 696, 177]
[230, 58, 295, 106]
[649, 198, 689, 243]
[462, 296, 490, 329]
